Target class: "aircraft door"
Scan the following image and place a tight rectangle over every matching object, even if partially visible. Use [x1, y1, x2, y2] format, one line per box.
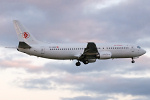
[41, 47, 45, 54]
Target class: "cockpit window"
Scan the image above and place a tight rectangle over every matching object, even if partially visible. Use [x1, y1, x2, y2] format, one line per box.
[137, 46, 141, 49]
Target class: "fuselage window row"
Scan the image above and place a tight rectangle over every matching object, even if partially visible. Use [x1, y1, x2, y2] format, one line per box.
[49, 47, 129, 51]
[50, 48, 85, 50]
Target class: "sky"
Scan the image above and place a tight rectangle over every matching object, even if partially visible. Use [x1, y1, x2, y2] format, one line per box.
[0, 0, 150, 100]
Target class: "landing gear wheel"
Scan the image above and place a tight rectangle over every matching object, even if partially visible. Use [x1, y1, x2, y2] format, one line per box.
[131, 60, 135, 63]
[83, 60, 89, 64]
[131, 58, 135, 63]
[76, 62, 81, 66]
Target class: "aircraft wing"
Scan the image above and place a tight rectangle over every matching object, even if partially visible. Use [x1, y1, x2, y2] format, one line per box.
[78, 42, 100, 64]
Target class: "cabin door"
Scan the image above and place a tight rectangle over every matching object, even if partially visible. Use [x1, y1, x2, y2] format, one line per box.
[41, 48, 45, 54]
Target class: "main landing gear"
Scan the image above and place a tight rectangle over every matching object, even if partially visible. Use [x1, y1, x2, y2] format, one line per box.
[76, 61, 81, 66]
[76, 60, 89, 66]
[131, 58, 135, 63]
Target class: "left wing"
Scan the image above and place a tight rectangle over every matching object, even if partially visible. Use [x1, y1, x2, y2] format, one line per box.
[78, 42, 100, 64]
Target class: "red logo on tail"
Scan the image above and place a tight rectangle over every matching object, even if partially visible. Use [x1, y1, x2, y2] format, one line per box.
[22, 32, 30, 39]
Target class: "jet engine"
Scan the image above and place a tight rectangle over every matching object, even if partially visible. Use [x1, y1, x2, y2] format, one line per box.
[100, 51, 112, 59]
[88, 59, 96, 63]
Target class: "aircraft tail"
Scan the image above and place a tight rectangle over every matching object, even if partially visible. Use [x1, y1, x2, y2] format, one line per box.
[13, 20, 40, 48]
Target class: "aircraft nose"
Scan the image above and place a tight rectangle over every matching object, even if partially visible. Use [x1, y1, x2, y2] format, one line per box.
[142, 49, 146, 55]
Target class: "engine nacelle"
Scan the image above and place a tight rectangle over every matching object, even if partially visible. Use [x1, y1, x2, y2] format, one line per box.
[88, 59, 96, 63]
[100, 51, 112, 59]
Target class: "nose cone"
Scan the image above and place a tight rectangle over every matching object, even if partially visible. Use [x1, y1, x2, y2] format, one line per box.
[141, 49, 146, 55]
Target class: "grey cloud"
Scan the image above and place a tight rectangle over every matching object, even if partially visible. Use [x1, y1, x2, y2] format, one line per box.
[61, 96, 116, 100]
[61, 95, 150, 100]
[1, 0, 150, 46]
[39, 0, 150, 45]
[15, 77, 53, 90]
[16, 73, 150, 96]
[26, 60, 124, 74]
[86, 0, 150, 43]
[82, 77, 150, 95]
[57, 77, 150, 96]
[0, 3, 46, 46]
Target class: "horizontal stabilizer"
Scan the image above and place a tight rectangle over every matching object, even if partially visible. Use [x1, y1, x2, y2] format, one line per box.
[18, 42, 31, 49]
[5, 47, 17, 49]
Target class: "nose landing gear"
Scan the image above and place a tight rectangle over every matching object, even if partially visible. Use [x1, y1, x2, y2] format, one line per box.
[131, 58, 135, 63]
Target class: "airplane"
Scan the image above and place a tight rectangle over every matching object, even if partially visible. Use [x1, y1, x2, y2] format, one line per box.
[13, 20, 146, 66]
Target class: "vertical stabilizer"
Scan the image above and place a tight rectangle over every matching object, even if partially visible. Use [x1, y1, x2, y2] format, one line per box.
[13, 20, 39, 45]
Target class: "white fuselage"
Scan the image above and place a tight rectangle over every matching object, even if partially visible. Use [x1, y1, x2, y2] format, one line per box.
[18, 43, 146, 60]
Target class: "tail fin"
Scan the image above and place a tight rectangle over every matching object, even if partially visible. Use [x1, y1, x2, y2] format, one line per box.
[13, 20, 39, 46]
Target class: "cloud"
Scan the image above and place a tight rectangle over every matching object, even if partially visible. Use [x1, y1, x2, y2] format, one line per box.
[16, 77, 53, 90]
[62, 96, 115, 100]
[1, 0, 150, 45]
[61, 95, 149, 100]
[14, 72, 150, 96]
